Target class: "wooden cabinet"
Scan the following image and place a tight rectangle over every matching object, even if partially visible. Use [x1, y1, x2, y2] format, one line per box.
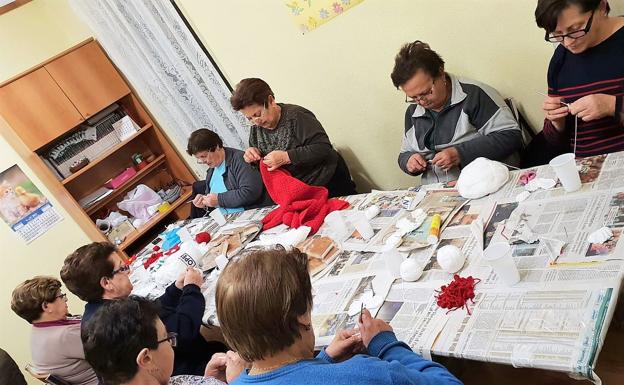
[0, 39, 196, 259]
[0, 68, 84, 150]
[45, 41, 130, 119]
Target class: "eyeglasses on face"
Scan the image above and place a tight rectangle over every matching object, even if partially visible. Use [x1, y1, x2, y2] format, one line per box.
[110, 264, 131, 276]
[405, 79, 435, 104]
[545, 9, 594, 42]
[55, 293, 68, 301]
[245, 103, 268, 123]
[156, 332, 177, 348]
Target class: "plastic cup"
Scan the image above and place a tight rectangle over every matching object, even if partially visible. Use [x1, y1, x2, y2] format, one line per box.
[209, 208, 227, 226]
[549, 153, 581, 192]
[483, 242, 520, 286]
[324, 211, 349, 239]
[351, 211, 375, 240]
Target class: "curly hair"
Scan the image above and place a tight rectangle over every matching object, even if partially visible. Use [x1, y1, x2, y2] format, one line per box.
[11, 276, 61, 323]
[391, 40, 445, 89]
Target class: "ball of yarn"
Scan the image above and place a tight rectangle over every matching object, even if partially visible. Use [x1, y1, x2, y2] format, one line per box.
[400, 259, 424, 282]
[195, 231, 212, 244]
[437, 245, 465, 273]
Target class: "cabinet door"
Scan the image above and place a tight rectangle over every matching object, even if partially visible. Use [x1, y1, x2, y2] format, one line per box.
[0, 68, 84, 150]
[45, 41, 130, 119]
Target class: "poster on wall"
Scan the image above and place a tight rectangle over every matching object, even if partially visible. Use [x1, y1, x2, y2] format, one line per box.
[285, 0, 364, 33]
[0, 165, 62, 244]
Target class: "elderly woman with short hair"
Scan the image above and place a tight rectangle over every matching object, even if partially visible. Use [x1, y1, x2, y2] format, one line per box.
[11, 276, 98, 385]
[215, 247, 462, 385]
[230, 78, 356, 198]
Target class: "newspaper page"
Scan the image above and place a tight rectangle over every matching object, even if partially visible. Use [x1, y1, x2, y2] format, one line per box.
[312, 272, 394, 347]
[382, 281, 449, 359]
[432, 286, 616, 378]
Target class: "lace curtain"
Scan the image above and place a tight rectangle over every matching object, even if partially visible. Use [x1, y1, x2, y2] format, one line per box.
[69, 0, 249, 178]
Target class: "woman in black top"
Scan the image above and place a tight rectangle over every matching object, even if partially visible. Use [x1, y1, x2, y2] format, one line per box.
[230, 78, 356, 198]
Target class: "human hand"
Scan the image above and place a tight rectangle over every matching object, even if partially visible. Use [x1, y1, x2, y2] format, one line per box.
[263, 150, 291, 171]
[406, 153, 427, 173]
[175, 269, 186, 290]
[204, 193, 219, 208]
[358, 308, 393, 348]
[204, 352, 227, 382]
[192, 194, 207, 209]
[569, 94, 616, 122]
[243, 147, 262, 163]
[543, 96, 569, 131]
[325, 328, 365, 362]
[432, 147, 460, 170]
[225, 351, 249, 383]
[183, 267, 204, 288]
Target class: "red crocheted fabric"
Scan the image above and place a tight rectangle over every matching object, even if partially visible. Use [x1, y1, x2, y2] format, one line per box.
[260, 162, 349, 234]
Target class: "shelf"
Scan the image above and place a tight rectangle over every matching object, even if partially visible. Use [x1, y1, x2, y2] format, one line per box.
[84, 154, 166, 215]
[119, 187, 192, 250]
[62, 123, 152, 185]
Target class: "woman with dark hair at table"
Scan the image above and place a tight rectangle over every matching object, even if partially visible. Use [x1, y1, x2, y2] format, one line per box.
[215, 247, 462, 385]
[11, 276, 98, 385]
[230, 78, 356, 198]
[536, 0, 624, 156]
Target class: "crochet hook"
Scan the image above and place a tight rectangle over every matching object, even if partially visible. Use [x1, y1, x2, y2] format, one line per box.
[536, 91, 570, 107]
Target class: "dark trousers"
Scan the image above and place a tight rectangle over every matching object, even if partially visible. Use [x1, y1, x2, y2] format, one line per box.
[326, 153, 357, 198]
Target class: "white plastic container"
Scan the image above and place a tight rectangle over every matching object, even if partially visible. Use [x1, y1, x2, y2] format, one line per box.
[483, 242, 520, 286]
[549, 153, 581, 192]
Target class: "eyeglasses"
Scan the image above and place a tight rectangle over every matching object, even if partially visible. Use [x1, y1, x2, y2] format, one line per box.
[110, 264, 130, 276]
[55, 293, 68, 301]
[245, 103, 268, 124]
[545, 10, 594, 42]
[405, 79, 435, 104]
[156, 332, 177, 348]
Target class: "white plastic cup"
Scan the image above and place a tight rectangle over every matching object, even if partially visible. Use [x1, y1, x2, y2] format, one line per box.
[383, 248, 404, 279]
[549, 153, 581, 192]
[324, 211, 349, 239]
[209, 208, 227, 226]
[483, 242, 520, 286]
[352, 211, 375, 240]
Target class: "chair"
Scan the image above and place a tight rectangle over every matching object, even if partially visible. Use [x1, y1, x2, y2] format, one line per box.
[24, 364, 71, 385]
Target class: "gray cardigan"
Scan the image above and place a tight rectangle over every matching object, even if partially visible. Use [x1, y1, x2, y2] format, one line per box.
[205, 147, 270, 209]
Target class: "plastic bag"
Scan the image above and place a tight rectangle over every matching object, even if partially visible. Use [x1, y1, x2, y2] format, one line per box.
[117, 184, 163, 220]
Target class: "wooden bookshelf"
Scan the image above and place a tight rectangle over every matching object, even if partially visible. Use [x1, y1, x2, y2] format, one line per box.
[62, 123, 152, 185]
[0, 40, 197, 259]
[84, 154, 166, 215]
[119, 187, 192, 250]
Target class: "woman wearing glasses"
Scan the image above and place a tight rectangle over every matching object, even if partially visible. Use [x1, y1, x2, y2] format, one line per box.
[391, 41, 523, 185]
[230, 78, 356, 197]
[536, 0, 624, 156]
[11, 276, 98, 385]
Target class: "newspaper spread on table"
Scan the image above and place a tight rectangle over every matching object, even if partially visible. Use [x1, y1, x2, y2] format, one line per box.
[127, 153, 624, 381]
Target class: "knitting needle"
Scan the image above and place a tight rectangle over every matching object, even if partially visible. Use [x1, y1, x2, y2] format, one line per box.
[536, 91, 570, 107]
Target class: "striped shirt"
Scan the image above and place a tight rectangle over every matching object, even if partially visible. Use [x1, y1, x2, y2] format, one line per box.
[543, 24, 624, 157]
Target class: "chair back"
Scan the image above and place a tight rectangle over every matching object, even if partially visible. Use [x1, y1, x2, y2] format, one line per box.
[24, 364, 71, 385]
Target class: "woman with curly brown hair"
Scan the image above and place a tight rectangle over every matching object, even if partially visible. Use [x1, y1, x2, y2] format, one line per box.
[11, 276, 98, 385]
